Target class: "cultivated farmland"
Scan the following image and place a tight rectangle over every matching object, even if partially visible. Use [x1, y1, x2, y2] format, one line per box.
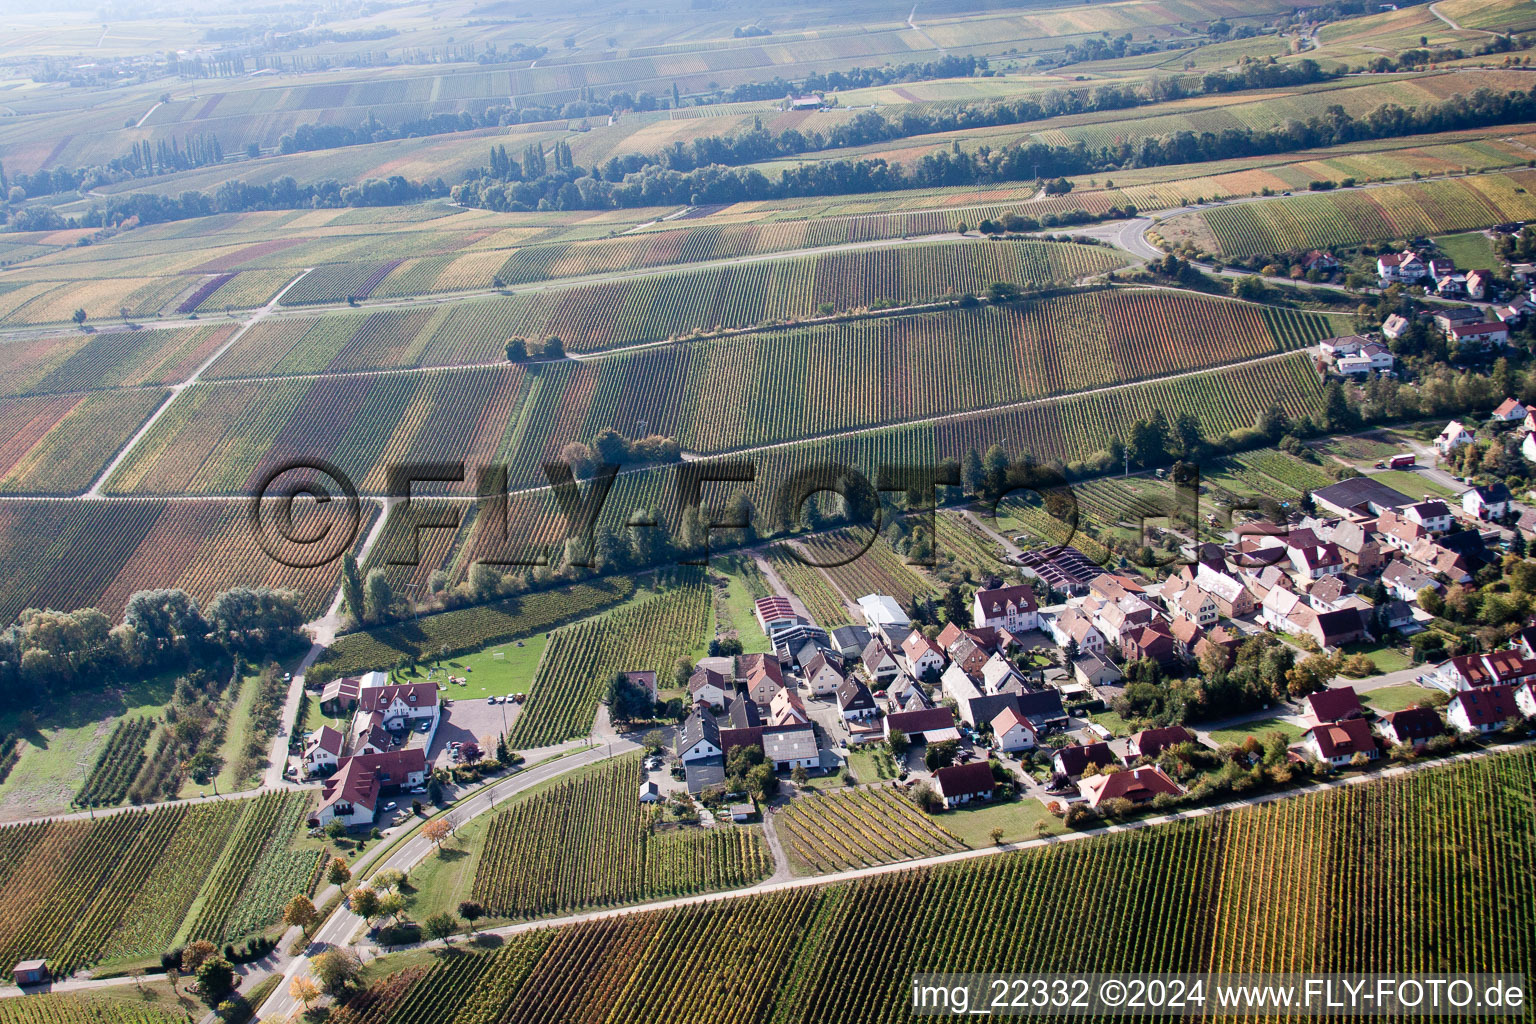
[0, 499, 376, 622]
[338, 748, 1536, 1022]
[0, 791, 318, 975]
[776, 786, 967, 872]
[470, 755, 770, 918]
[207, 240, 1132, 375]
[1167, 169, 1536, 256]
[508, 580, 710, 748]
[0, 324, 236, 398]
[0, 389, 166, 494]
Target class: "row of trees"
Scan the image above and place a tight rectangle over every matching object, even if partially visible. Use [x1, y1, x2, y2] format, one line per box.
[0, 586, 307, 704]
[450, 82, 1536, 213]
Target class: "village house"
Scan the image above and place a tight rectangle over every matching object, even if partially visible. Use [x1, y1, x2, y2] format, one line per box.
[1467, 269, 1491, 300]
[990, 705, 1038, 753]
[310, 748, 428, 828]
[1377, 706, 1444, 748]
[972, 583, 1039, 632]
[1127, 725, 1197, 760]
[688, 667, 733, 710]
[1463, 482, 1511, 521]
[1447, 321, 1509, 351]
[1382, 312, 1411, 339]
[860, 638, 901, 687]
[1382, 560, 1440, 603]
[350, 680, 440, 756]
[1043, 607, 1106, 655]
[1073, 652, 1121, 688]
[1077, 765, 1181, 809]
[837, 676, 880, 721]
[829, 624, 871, 658]
[320, 674, 366, 716]
[884, 706, 961, 745]
[901, 631, 947, 680]
[1330, 519, 1384, 573]
[1171, 586, 1218, 627]
[1446, 684, 1520, 734]
[801, 650, 846, 697]
[1435, 420, 1477, 456]
[739, 653, 785, 706]
[1492, 398, 1528, 424]
[677, 709, 724, 763]
[761, 726, 819, 772]
[1376, 251, 1427, 284]
[1300, 719, 1379, 766]
[932, 761, 996, 807]
[1052, 742, 1117, 779]
[857, 594, 911, 642]
[303, 725, 344, 775]
[770, 686, 811, 727]
[1402, 500, 1454, 534]
[1303, 685, 1364, 725]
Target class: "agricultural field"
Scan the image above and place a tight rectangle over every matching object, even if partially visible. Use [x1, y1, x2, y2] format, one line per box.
[312, 577, 638, 681]
[340, 748, 1536, 1022]
[508, 580, 710, 748]
[0, 324, 236, 398]
[102, 364, 531, 496]
[0, 498, 376, 623]
[467, 755, 771, 918]
[0, 389, 166, 494]
[0, 790, 319, 975]
[207, 240, 1131, 376]
[775, 786, 967, 872]
[796, 531, 938, 608]
[1164, 169, 1536, 257]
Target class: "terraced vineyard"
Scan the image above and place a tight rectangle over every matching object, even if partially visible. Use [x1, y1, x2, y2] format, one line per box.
[0, 498, 377, 622]
[211, 241, 1131, 373]
[491, 291, 1339, 486]
[490, 212, 961, 286]
[0, 389, 167, 494]
[508, 580, 710, 748]
[1173, 169, 1536, 256]
[0, 324, 236, 398]
[776, 786, 967, 872]
[103, 364, 530, 495]
[0, 791, 318, 975]
[341, 748, 1536, 1022]
[471, 755, 771, 918]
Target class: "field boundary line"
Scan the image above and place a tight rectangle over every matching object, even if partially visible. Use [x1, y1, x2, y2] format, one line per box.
[82, 268, 314, 497]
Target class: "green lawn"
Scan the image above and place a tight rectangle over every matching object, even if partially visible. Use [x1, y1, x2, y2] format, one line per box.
[1361, 683, 1441, 713]
[1090, 711, 1131, 738]
[1433, 231, 1500, 272]
[717, 566, 771, 655]
[1371, 469, 1457, 500]
[940, 797, 1065, 846]
[1341, 641, 1414, 674]
[1208, 716, 1305, 746]
[389, 634, 550, 700]
[846, 746, 899, 783]
[0, 669, 180, 821]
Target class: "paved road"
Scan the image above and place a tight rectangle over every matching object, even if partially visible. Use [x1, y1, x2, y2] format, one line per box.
[256, 736, 637, 1021]
[83, 267, 314, 497]
[362, 736, 1534, 959]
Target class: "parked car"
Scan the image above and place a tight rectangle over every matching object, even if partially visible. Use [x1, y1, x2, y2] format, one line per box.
[408, 785, 428, 794]
[383, 801, 397, 811]
[486, 696, 496, 705]
[418, 720, 431, 732]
